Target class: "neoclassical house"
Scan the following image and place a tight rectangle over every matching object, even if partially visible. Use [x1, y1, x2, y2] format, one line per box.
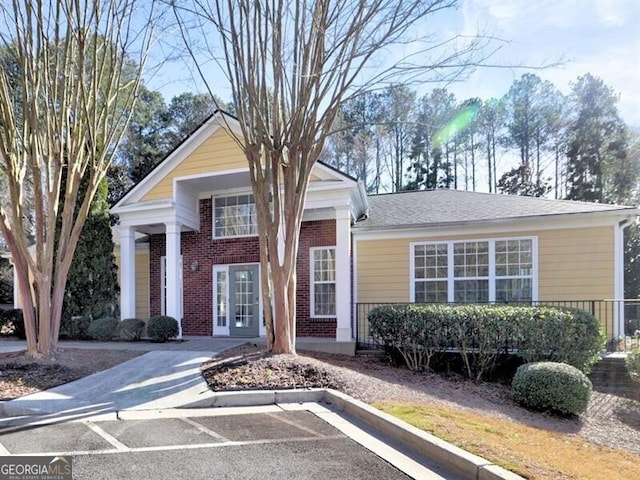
[110, 111, 637, 351]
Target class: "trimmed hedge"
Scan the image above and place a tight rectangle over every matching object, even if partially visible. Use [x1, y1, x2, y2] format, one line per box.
[511, 362, 592, 416]
[368, 304, 604, 380]
[87, 317, 119, 341]
[147, 315, 178, 342]
[116, 318, 145, 342]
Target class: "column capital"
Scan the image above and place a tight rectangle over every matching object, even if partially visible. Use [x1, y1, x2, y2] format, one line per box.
[119, 225, 136, 239]
[165, 221, 182, 235]
[334, 205, 351, 219]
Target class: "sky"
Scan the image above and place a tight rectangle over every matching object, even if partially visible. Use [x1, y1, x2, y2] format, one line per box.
[146, 0, 640, 127]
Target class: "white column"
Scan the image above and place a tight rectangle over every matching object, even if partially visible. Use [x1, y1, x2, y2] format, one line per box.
[335, 207, 352, 342]
[119, 225, 136, 320]
[165, 221, 183, 338]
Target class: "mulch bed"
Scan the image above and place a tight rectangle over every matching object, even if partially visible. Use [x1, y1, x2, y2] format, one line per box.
[0, 348, 143, 401]
[201, 348, 348, 391]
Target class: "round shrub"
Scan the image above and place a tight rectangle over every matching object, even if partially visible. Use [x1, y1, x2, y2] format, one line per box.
[87, 317, 119, 341]
[147, 315, 178, 342]
[1, 309, 25, 339]
[116, 318, 145, 342]
[626, 349, 640, 383]
[512, 362, 592, 416]
[59, 315, 92, 340]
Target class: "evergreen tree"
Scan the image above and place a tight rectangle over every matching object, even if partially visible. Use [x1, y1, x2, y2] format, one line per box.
[59, 178, 119, 339]
[565, 74, 630, 203]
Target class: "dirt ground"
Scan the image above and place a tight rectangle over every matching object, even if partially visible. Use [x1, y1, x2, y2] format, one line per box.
[202, 344, 640, 456]
[0, 348, 143, 400]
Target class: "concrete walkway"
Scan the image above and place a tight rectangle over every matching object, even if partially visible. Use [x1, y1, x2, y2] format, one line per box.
[0, 337, 249, 422]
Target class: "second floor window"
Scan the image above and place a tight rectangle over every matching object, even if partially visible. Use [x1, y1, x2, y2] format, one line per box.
[214, 194, 258, 237]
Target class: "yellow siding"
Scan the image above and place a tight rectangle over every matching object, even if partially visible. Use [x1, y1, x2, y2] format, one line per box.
[356, 226, 615, 303]
[142, 128, 248, 201]
[114, 247, 150, 319]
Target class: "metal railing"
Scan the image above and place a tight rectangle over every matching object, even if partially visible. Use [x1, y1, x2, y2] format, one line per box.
[355, 299, 640, 352]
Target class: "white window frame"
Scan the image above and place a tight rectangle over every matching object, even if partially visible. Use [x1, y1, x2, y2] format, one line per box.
[410, 236, 538, 303]
[160, 255, 183, 316]
[212, 193, 258, 239]
[213, 265, 230, 336]
[310, 246, 337, 318]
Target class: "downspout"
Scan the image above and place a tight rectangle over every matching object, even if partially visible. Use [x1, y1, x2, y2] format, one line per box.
[614, 218, 633, 339]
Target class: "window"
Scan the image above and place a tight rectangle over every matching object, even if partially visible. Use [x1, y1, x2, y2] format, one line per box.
[214, 194, 257, 237]
[216, 270, 227, 327]
[311, 247, 336, 317]
[414, 243, 448, 303]
[411, 237, 535, 303]
[495, 239, 533, 302]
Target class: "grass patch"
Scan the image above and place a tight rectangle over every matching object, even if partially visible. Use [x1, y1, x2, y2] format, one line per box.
[374, 401, 639, 480]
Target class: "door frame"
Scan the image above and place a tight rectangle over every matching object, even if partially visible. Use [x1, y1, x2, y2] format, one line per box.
[212, 262, 264, 337]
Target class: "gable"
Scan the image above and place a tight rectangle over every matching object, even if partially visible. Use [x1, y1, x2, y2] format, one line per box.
[142, 127, 248, 201]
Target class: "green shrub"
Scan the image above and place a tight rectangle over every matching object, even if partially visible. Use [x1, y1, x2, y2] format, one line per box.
[116, 318, 145, 342]
[147, 315, 178, 342]
[59, 315, 92, 340]
[1, 309, 25, 339]
[626, 349, 640, 383]
[368, 304, 603, 380]
[511, 362, 592, 416]
[516, 307, 604, 373]
[87, 317, 119, 341]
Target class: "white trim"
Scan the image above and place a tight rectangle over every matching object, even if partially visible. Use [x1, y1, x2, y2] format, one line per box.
[212, 262, 264, 337]
[613, 221, 632, 337]
[352, 213, 631, 241]
[310, 246, 337, 318]
[409, 236, 538, 303]
[212, 265, 230, 336]
[352, 236, 359, 317]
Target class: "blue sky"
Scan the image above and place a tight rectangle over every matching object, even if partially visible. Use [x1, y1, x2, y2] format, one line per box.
[147, 0, 640, 127]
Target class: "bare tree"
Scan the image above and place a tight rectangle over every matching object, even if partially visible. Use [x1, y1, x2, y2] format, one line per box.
[175, 0, 483, 354]
[0, 1, 156, 358]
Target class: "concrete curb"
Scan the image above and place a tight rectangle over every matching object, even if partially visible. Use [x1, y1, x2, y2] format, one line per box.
[1, 387, 523, 480]
[180, 388, 523, 480]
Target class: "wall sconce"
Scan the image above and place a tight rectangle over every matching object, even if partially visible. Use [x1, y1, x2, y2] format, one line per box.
[190, 260, 199, 272]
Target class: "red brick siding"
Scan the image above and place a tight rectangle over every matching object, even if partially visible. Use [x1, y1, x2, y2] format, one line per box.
[295, 220, 337, 338]
[149, 199, 260, 335]
[148, 198, 338, 337]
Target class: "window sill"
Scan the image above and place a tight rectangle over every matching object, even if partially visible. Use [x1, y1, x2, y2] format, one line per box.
[309, 317, 337, 322]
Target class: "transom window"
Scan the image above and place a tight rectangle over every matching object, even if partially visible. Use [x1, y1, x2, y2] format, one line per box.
[412, 237, 535, 304]
[310, 247, 336, 317]
[214, 194, 258, 237]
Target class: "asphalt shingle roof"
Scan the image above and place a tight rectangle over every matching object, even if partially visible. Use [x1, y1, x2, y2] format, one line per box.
[354, 189, 637, 230]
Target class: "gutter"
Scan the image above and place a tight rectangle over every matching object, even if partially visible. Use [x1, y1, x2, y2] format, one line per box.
[352, 207, 640, 234]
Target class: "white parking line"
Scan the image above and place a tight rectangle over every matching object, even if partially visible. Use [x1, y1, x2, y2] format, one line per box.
[7, 434, 345, 457]
[83, 422, 130, 452]
[0, 441, 10, 455]
[179, 417, 230, 442]
[264, 412, 323, 437]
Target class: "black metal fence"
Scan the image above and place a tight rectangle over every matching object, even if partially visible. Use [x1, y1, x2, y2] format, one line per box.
[355, 299, 640, 352]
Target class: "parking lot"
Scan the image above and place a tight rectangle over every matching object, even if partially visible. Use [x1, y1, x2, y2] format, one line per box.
[0, 406, 459, 479]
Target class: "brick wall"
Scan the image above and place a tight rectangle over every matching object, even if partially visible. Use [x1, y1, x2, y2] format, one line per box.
[148, 198, 338, 338]
[295, 220, 337, 338]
